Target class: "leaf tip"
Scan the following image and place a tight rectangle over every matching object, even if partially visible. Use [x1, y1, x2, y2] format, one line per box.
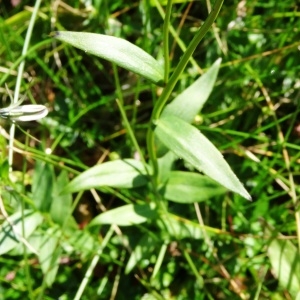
[215, 57, 222, 65]
[240, 189, 252, 201]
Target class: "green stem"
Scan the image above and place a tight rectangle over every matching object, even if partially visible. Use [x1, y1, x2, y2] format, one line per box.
[153, 0, 202, 74]
[8, 0, 43, 171]
[116, 99, 148, 171]
[21, 134, 34, 300]
[163, 0, 172, 83]
[153, 0, 224, 120]
[151, 241, 168, 280]
[112, 63, 124, 105]
[147, 0, 224, 182]
[74, 226, 115, 300]
[183, 248, 204, 287]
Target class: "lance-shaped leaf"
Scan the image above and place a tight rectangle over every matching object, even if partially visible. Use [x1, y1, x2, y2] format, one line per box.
[162, 58, 222, 123]
[89, 203, 158, 227]
[155, 115, 251, 200]
[63, 159, 150, 193]
[156, 58, 221, 156]
[53, 31, 164, 86]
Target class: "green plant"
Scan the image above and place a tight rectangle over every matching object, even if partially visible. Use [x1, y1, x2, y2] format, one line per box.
[55, 1, 250, 196]
[0, 0, 299, 299]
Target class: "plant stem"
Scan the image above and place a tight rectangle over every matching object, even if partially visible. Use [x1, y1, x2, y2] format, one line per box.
[116, 99, 148, 172]
[153, 0, 202, 74]
[183, 248, 204, 287]
[163, 0, 172, 83]
[74, 226, 115, 300]
[147, 0, 224, 182]
[8, 0, 42, 171]
[152, 0, 224, 120]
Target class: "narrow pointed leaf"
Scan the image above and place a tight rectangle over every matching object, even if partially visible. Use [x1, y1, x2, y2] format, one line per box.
[53, 31, 164, 86]
[156, 58, 221, 156]
[89, 203, 158, 227]
[162, 58, 222, 122]
[64, 159, 150, 193]
[155, 115, 251, 200]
